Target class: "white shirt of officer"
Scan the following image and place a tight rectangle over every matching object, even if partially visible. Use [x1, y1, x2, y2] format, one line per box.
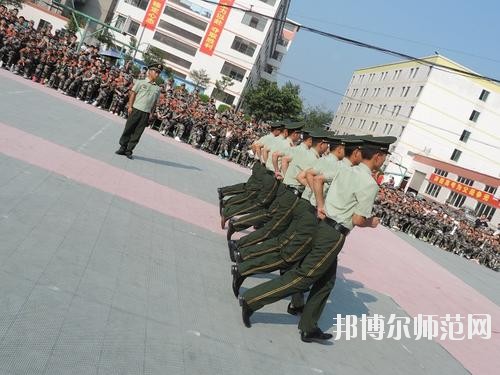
[324, 162, 379, 230]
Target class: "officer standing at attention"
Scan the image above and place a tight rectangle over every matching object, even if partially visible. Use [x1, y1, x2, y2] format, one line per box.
[115, 63, 163, 159]
[238, 136, 396, 344]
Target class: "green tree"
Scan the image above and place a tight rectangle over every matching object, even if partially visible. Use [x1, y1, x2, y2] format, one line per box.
[95, 27, 115, 49]
[143, 45, 166, 66]
[243, 80, 303, 122]
[189, 69, 210, 90]
[301, 105, 334, 130]
[65, 12, 86, 34]
[215, 75, 234, 92]
[124, 36, 137, 62]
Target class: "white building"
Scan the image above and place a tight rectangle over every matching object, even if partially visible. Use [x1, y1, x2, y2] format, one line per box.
[110, 0, 296, 106]
[329, 55, 500, 224]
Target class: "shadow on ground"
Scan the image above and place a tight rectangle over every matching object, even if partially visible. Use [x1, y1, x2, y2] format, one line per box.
[133, 155, 202, 170]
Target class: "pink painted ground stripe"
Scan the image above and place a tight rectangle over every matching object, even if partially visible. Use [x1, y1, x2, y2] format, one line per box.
[0, 122, 222, 235]
[1, 120, 499, 374]
[0, 69, 251, 177]
[340, 228, 500, 375]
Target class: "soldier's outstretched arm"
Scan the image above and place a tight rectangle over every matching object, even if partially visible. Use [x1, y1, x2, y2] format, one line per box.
[313, 175, 326, 219]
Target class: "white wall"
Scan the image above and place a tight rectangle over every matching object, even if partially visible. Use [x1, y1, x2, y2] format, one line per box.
[18, 3, 68, 31]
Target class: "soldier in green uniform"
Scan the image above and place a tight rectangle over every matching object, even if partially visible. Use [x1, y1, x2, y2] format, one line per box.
[218, 122, 284, 216]
[238, 136, 396, 344]
[230, 136, 366, 303]
[225, 130, 314, 240]
[220, 121, 299, 228]
[115, 63, 163, 159]
[227, 122, 305, 251]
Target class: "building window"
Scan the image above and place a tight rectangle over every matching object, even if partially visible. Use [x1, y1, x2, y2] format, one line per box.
[469, 110, 480, 122]
[399, 125, 406, 136]
[403, 86, 410, 97]
[457, 176, 474, 186]
[448, 191, 466, 208]
[124, 0, 149, 10]
[242, 12, 267, 31]
[409, 106, 415, 117]
[170, 0, 212, 19]
[450, 149, 462, 162]
[479, 89, 490, 102]
[425, 183, 441, 197]
[164, 6, 208, 31]
[416, 86, 423, 97]
[271, 51, 283, 61]
[259, 0, 277, 6]
[475, 202, 496, 220]
[231, 36, 257, 57]
[283, 21, 297, 32]
[475, 186, 497, 219]
[459, 130, 471, 143]
[149, 47, 192, 69]
[153, 32, 197, 56]
[277, 38, 289, 47]
[220, 62, 246, 82]
[435, 168, 449, 177]
[157, 21, 202, 43]
[211, 88, 235, 105]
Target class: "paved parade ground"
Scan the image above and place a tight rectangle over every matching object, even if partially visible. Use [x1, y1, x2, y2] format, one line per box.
[0, 70, 499, 375]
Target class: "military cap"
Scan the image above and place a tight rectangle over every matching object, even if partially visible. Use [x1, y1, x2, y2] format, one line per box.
[326, 133, 346, 146]
[360, 136, 397, 154]
[341, 134, 366, 147]
[308, 129, 329, 141]
[284, 121, 304, 131]
[148, 63, 163, 72]
[269, 121, 285, 129]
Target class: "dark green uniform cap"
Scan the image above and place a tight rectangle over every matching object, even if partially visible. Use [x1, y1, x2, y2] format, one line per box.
[270, 121, 285, 129]
[284, 121, 304, 131]
[360, 136, 397, 154]
[148, 63, 164, 72]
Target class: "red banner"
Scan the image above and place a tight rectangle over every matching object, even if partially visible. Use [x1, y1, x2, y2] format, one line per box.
[142, 0, 167, 30]
[429, 173, 500, 208]
[200, 0, 234, 56]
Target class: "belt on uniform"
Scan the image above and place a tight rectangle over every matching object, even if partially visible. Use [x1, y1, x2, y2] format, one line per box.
[324, 217, 350, 236]
[285, 185, 303, 197]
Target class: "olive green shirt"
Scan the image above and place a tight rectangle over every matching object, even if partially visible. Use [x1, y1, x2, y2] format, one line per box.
[265, 135, 293, 172]
[324, 162, 379, 230]
[132, 79, 161, 113]
[254, 133, 275, 162]
[302, 154, 341, 206]
[283, 144, 319, 190]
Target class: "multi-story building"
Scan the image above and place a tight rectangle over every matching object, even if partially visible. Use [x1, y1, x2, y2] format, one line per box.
[329, 55, 500, 223]
[109, 0, 296, 106]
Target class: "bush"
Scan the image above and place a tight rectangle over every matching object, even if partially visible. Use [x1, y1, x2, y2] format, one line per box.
[198, 93, 210, 103]
[217, 104, 231, 113]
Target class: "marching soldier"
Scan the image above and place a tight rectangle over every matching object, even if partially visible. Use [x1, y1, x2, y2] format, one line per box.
[238, 136, 396, 344]
[227, 122, 304, 247]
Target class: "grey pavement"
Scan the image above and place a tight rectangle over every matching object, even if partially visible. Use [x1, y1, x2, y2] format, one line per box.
[0, 72, 489, 374]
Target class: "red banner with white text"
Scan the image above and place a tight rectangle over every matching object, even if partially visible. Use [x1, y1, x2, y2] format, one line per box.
[142, 0, 167, 30]
[200, 0, 234, 56]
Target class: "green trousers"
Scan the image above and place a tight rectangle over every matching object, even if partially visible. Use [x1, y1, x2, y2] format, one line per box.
[119, 108, 149, 152]
[229, 184, 285, 232]
[236, 187, 300, 249]
[242, 220, 345, 333]
[221, 162, 264, 205]
[222, 172, 277, 219]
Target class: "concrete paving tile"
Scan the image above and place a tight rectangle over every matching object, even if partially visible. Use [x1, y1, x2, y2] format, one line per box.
[0, 286, 72, 375]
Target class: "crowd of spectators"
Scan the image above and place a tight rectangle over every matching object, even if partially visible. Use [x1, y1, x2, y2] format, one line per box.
[0, 6, 266, 166]
[2, 6, 498, 270]
[373, 188, 499, 271]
